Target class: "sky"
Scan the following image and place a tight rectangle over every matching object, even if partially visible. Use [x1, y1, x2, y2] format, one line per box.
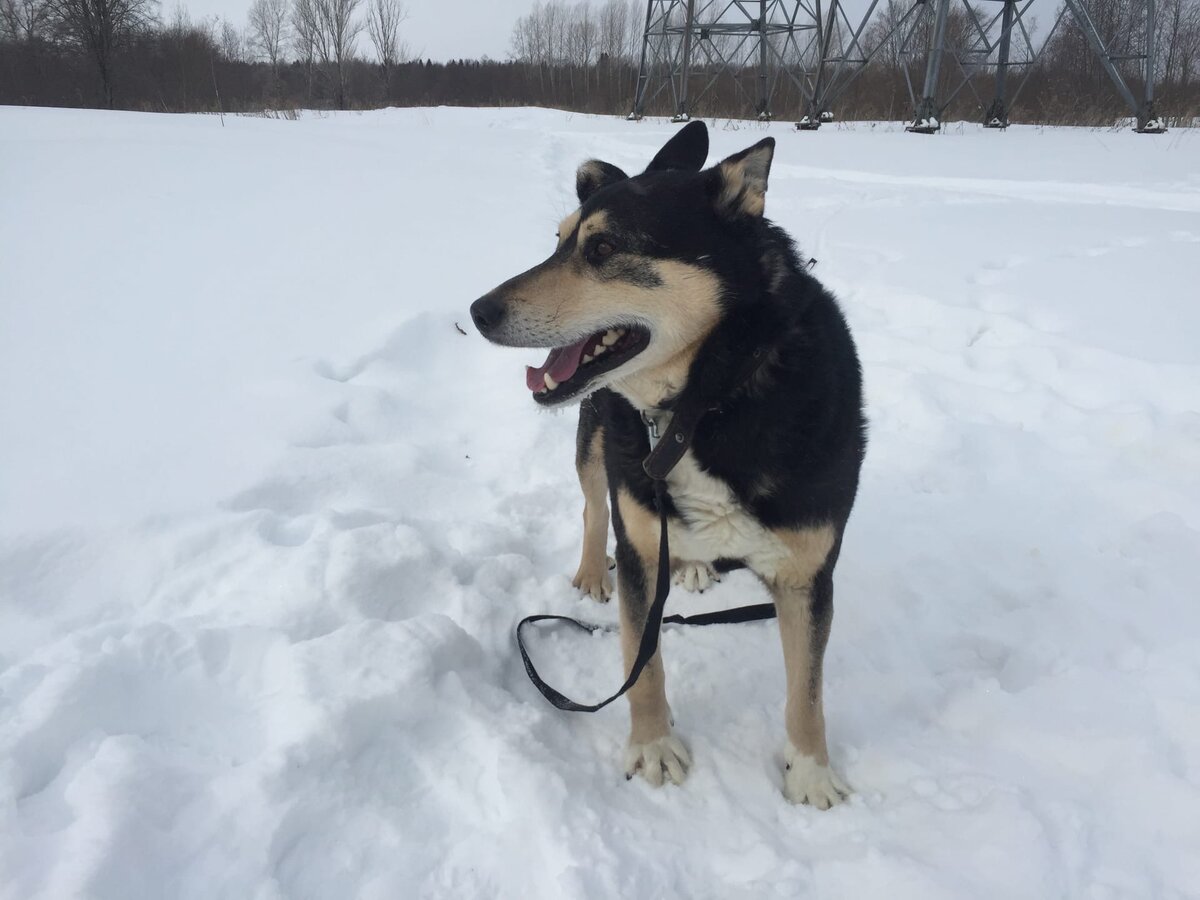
[180, 0, 536, 61]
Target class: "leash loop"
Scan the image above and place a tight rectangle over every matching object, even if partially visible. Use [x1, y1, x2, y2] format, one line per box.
[515, 341, 779, 713]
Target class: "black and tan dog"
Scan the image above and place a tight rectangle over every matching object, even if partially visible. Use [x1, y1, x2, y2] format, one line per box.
[470, 122, 865, 807]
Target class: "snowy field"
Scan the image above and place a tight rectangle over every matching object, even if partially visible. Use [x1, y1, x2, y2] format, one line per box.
[2, 106, 1199, 899]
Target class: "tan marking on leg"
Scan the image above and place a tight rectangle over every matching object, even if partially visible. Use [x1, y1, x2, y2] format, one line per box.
[616, 483, 691, 785]
[777, 593, 829, 764]
[572, 426, 612, 602]
[765, 524, 849, 807]
[615, 487, 672, 745]
[765, 525, 836, 762]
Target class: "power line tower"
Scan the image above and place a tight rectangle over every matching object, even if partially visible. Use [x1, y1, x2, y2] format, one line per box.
[627, 0, 843, 122]
[628, 0, 1168, 133]
[902, 0, 1166, 133]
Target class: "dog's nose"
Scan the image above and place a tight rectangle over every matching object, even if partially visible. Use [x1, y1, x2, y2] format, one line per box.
[470, 295, 506, 334]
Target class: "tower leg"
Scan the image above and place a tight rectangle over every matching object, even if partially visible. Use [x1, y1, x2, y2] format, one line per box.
[908, 0, 952, 133]
[984, 0, 1016, 127]
[673, 0, 696, 121]
[806, 0, 839, 127]
[1137, 0, 1165, 132]
[629, 1, 657, 119]
[1061, 0, 1163, 132]
[757, 0, 771, 119]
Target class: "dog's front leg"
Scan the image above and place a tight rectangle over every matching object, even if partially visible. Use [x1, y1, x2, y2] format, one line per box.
[768, 526, 850, 809]
[613, 488, 690, 787]
[571, 414, 613, 603]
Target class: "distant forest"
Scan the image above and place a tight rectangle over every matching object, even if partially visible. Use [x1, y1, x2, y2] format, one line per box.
[2, 0, 1198, 125]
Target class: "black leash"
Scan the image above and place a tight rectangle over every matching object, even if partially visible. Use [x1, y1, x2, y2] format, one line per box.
[516, 479, 777, 713]
[515, 341, 779, 713]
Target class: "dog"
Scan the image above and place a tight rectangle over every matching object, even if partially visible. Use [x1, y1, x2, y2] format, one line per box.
[470, 121, 866, 807]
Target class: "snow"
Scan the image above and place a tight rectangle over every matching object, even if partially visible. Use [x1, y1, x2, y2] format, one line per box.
[2, 106, 1199, 898]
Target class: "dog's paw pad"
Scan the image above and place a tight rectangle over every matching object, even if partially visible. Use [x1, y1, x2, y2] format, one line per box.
[624, 734, 691, 787]
[673, 561, 720, 593]
[572, 566, 613, 603]
[783, 746, 850, 809]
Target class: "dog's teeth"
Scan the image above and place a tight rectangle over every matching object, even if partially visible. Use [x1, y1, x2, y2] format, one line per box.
[602, 330, 619, 346]
[582, 353, 593, 364]
[544, 373, 559, 390]
[594, 344, 607, 355]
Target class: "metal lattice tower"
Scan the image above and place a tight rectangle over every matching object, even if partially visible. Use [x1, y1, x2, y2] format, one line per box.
[901, 0, 1166, 132]
[628, 0, 848, 123]
[629, 0, 1167, 133]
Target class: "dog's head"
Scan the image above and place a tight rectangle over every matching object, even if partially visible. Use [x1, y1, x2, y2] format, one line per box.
[470, 121, 775, 408]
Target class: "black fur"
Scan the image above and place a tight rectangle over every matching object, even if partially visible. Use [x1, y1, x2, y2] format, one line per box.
[575, 394, 604, 471]
[575, 177, 865, 543]
[645, 120, 709, 173]
[576, 160, 628, 205]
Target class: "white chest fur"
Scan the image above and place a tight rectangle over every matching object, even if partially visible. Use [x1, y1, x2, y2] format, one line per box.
[663, 450, 787, 580]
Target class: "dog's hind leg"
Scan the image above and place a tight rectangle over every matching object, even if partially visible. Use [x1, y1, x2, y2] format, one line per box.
[571, 398, 614, 602]
[766, 526, 851, 809]
[614, 487, 690, 787]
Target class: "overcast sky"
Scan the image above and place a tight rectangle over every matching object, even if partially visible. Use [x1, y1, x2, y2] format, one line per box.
[178, 0, 536, 61]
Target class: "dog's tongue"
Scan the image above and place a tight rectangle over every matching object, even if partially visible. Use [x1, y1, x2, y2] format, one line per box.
[525, 337, 590, 391]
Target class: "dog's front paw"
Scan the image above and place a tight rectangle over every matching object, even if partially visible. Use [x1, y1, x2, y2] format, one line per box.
[783, 745, 850, 809]
[673, 561, 720, 593]
[572, 557, 614, 603]
[624, 734, 691, 787]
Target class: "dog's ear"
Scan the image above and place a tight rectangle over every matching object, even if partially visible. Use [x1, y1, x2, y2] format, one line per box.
[576, 159, 629, 204]
[708, 137, 775, 219]
[645, 120, 709, 173]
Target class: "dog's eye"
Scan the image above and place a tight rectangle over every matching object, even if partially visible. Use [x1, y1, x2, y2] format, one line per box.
[589, 239, 615, 262]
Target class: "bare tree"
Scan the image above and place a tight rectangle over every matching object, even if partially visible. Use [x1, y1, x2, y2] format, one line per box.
[1160, 0, 1200, 85]
[247, 0, 289, 75]
[1177, 0, 1200, 85]
[566, 0, 594, 98]
[44, 0, 157, 107]
[365, 0, 405, 94]
[219, 15, 245, 61]
[312, 0, 362, 109]
[1, 0, 50, 42]
[596, 0, 631, 61]
[291, 0, 320, 100]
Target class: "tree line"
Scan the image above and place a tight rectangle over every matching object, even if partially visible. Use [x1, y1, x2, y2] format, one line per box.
[1, 0, 1197, 124]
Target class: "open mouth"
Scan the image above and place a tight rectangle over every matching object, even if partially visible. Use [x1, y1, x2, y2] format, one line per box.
[525, 326, 650, 404]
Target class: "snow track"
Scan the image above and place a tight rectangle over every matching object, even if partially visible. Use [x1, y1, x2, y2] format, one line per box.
[2, 107, 1198, 898]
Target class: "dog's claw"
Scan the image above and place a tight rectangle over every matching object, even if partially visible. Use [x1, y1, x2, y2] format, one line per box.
[625, 734, 691, 787]
[782, 745, 850, 809]
[572, 564, 613, 603]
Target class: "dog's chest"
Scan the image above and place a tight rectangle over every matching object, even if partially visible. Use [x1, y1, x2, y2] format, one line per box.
[664, 451, 785, 576]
